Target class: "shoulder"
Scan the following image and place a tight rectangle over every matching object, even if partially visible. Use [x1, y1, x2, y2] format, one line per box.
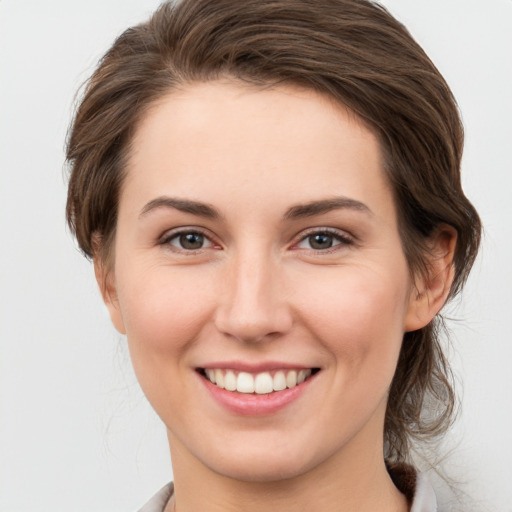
[387, 462, 438, 512]
[137, 482, 174, 512]
[411, 472, 438, 512]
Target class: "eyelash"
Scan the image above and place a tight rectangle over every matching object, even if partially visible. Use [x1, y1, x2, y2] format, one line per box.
[159, 226, 354, 255]
[292, 228, 354, 253]
[159, 227, 218, 253]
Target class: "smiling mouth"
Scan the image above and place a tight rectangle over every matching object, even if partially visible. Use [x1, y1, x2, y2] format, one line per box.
[198, 368, 320, 394]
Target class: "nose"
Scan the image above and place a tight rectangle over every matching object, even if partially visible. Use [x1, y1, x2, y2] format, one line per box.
[214, 251, 293, 343]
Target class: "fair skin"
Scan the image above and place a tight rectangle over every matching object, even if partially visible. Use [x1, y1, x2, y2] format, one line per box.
[97, 81, 455, 512]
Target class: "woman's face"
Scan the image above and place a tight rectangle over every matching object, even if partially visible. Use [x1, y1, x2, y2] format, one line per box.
[104, 81, 424, 482]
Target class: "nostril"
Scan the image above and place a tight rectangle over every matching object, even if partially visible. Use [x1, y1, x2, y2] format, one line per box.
[214, 311, 294, 344]
[213, 271, 293, 342]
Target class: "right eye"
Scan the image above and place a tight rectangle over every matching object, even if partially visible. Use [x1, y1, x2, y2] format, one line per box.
[162, 230, 215, 251]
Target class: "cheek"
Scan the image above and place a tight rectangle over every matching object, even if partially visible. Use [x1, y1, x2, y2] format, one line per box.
[116, 263, 216, 356]
[113, 263, 220, 422]
[295, 264, 410, 373]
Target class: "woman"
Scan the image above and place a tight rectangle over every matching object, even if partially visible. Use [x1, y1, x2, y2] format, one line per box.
[66, 1, 481, 510]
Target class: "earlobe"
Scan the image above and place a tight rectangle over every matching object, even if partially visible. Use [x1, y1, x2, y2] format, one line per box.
[404, 227, 457, 332]
[93, 257, 126, 335]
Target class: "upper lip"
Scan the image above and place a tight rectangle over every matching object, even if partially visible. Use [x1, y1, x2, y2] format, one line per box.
[198, 361, 318, 373]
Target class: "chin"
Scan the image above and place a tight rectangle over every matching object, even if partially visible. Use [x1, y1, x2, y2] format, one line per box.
[208, 455, 314, 483]
[190, 433, 335, 484]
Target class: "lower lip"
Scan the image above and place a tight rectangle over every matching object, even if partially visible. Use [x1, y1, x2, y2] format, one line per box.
[199, 373, 316, 416]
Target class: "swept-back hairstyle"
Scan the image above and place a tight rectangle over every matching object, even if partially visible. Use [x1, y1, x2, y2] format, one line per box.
[66, 0, 481, 463]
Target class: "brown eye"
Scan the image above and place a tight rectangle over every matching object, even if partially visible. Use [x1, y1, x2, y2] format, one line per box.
[308, 233, 334, 250]
[167, 231, 213, 250]
[180, 233, 204, 249]
[295, 229, 353, 251]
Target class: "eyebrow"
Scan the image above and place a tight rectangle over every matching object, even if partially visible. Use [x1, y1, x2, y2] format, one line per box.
[139, 195, 372, 221]
[139, 197, 221, 219]
[284, 196, 372, 219]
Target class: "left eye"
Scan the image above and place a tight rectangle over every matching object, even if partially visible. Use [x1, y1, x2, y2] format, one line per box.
[167, 231, 214, 250]
[296, 231, 350, 250]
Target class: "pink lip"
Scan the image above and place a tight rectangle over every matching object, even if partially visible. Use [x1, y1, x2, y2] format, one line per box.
[200, 361, 313, 373]
[198, 369, 318, 416]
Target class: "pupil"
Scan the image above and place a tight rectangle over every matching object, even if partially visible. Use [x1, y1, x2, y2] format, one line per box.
[310, 233, 332, 249]
[180, 233, 203, 249]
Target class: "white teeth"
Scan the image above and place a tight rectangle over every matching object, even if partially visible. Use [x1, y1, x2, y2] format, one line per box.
[237, 372, 255, 393]
[206, 369, 215, 383]
[204, 368, 314, 393]
[255, 372, 273, 394]
[297, 369, 310, 384]
[215, 369, 224, 389]
[286, 370, 297, 388]
[273, 371, 287, 391]
[224, 370, 237, 391]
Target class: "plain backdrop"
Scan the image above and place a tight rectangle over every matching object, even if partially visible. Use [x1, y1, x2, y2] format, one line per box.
[1, 1, 511, 511]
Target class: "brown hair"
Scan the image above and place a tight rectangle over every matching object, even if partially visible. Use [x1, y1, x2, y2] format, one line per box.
[66, 0, 481, 463]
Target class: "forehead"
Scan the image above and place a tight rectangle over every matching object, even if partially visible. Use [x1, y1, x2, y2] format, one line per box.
[123, 80, 392, 218]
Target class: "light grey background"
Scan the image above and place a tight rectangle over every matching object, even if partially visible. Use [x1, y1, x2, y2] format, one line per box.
[0, 1, 511, 511]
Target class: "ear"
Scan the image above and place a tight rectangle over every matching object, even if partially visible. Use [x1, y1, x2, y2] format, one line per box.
[404, 226, 457, 332]
[93, 256, 126, 335]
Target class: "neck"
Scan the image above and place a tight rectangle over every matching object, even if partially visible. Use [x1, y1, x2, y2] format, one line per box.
[165, 431, 408, 512]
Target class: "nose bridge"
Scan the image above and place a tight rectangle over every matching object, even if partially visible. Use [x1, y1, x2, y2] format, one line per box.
[215, 245, 292, 342]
